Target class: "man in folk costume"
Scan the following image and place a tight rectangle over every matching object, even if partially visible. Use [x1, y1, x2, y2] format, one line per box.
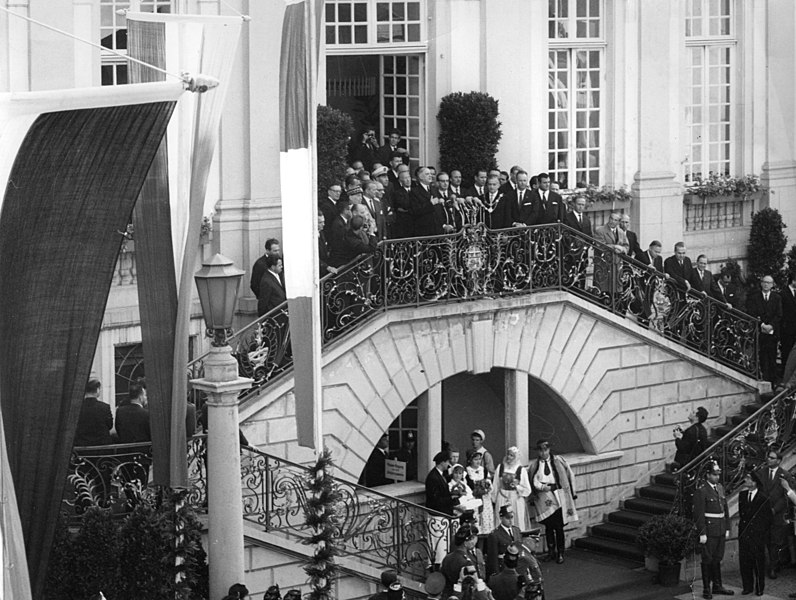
[693, 460, 733, 599]
[527, 439, 578, 564]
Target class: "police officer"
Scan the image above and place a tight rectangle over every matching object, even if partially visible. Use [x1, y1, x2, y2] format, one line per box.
[693, 461, 734, 598]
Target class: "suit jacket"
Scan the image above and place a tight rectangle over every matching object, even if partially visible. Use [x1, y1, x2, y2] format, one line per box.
[759, 466, 789, 518]
[780, 286, 796, 337]
[319, 197, 338, 233]
[362, 195, 387, 240]
[690, 269, 714, 295]
[377, 143, 409, 166]
[327, 215, 348, 258]
[663, 255, 694, 290]
[531, 189, 566, 225]
[350, 141, 378, 170]
[512, 188, 536, 226]
[115, 403, 151, 444]
[410, 183, 437, 237]
[486, 524, 523, 579]
[593, 224, 629, 253]
[74, 397, 113, 446]
[637, 250, 664, 273]
[392, 185, 414, 238]
[692, 481, 729, 537]
[564, 210, 593, 237]
[624, 230, 642, 260]
[480, 191, 517, 230]
[710, 278, 740, 308]
[747, 291, 783, 338]
[329, 227, 376, 267]
[738, 489, 771, 544]
[425, 467, 456, 515]
[362, 447, 390, 487]
[257, 270, 287, 316]
[439, 547, 475, 595]
[250, 253, 269, 297]
[489, 567, 521, 600]
[318, 232, 331, 277]
[673, 422, 707, 467]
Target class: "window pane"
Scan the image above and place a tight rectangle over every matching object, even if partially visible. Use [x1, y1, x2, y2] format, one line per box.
[407, 24, 420, 41]
[354, 25, 367, 43]
[354, 3, 367, 21]
[408, 2, 420, 20]
[339, 3, 351, 22]
[377, 2, 388, 20]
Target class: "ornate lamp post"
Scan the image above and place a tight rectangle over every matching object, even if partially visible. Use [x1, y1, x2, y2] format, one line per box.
[191, 254, 251, 600]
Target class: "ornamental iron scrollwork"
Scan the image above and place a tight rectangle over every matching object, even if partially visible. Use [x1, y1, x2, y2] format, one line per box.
[240, 446, 456, 578]
[62, 435, 208, 521]
[188, 222, 761, 401]
[673, 388, 796, 518]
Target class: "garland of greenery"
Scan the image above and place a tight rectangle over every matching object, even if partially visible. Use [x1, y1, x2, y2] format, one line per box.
[303, 448, 342, 600]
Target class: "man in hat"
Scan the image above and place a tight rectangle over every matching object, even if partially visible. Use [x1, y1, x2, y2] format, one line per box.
[693, 461, 733, 598]
[394, 430, 418, 481]
[426, 450, 456, 567]
[440, 524, 481, 597]
[424, 571, 446, 600]
[486, 505, 523, 581]
[470, 429, 496, 478]
[527, 439, 578, 564]
[487, 543, 523, 600]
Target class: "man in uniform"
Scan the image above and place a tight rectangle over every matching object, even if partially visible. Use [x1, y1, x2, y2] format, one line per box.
[486, 505, 523, 581]
[693, 461, 733, 598]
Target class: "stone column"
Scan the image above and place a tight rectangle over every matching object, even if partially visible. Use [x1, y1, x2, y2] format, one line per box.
[417, 383, 442, 478]
[191, 346, 252, 600]
[504, 370, 529, 455]
[631, 0, 684, 248]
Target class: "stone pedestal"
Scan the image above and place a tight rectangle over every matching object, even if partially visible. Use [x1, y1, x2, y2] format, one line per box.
[191, 345, 252, 600]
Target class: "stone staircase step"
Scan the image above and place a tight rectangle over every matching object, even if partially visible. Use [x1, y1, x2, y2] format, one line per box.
[607, 510, 654, 528]
[573, 536, 644, 563]
[622, 497, 673, 515]
[652, 472, 677, 487]
[589, 522, 639, 544]
[638, 484, 677, 502]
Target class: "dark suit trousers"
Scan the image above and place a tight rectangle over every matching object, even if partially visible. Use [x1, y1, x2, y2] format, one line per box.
[739, 537, 766, 593]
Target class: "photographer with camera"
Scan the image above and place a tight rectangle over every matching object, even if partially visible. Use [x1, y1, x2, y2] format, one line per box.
[672, 406, 709, 472]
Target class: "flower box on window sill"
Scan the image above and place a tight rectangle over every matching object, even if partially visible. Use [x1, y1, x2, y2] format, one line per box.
[683, 191, 761, 206]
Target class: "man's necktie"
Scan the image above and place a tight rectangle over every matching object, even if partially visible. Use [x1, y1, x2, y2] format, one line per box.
[544, 460, 551, 476]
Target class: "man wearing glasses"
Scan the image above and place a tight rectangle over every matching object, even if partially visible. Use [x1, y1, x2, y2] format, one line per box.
[747, 275, 783, 385]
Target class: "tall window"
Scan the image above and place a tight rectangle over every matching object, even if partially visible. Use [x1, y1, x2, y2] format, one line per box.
[548, 0, 604, 189]
[684, 0, 734, 182]
[100, 0, 172, 85]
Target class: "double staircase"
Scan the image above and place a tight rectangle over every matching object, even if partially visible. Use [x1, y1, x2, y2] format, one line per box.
[574, 394, 772, 562]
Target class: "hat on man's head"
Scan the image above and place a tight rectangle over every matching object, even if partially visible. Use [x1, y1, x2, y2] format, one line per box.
[499, 505, 514, 518]
[372, 166, 389, 177]
[458, 509, 476, 526]
[433, 450, 450, 464]
[228, 583, 249, 599]
[264, 585, 281, 600]
[380, 569, 399, 588]
[535, 439, 551, 450]
[386, 582, 404, 600]
[283, 591, 302, 600]
[424, 572, 446, 596]
[707, 460, 721, 474]
[471, 429, 485, 440]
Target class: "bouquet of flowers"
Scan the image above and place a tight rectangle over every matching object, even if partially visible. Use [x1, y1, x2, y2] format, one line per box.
[501, 471, 517, 491]
[449, 481, 466, 499]
[472, 478, 491, 499]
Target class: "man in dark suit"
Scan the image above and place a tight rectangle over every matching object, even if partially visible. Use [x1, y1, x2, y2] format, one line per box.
[317, 214, 337, 278]
[362, 180, 387, 240]
[747, 275, 783, 384]
[619, 213, 642, 260]
[433, 171, 461, 233]
[486, 505, 524, 581]
[479, 175, 517, 230]
[410, 166, 440, 237]
[465, 170, 488, 200]
[372, 166, 395, 238]
[250, 238, 281, 298]
[780, 271, 796, 364]
[360, 432, 391, 487]
[426, 450, 456, 567]
[693, 461, 732, 598]
[74, 378, 113, 446]
[531, 172, 566, 225]
[710, 269, 741, 310]
[327, 199, 352, 266]
[256, 255, 286, 317]
[351, 128, 379, 171]
[564, 196, 593, 237]
[115, 379, 151, 444]
[377, 129, 410, 166]
[319, 184, 342, 234]
[690, 255, 714, 295]
[663, 242, 695, 292]
[760, 449, 791, 580]
[450, 170, 464, 197]
[513, 171, 536, 226]
[638, 240, 664, 272]
[738, 470, 771, 596]
[563, 196, 592, 289]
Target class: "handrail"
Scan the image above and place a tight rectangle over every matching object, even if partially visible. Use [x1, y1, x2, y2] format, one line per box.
[188, 222, 761, 404]
[239, 445, 457, 578]
[673, 386, 796, 516]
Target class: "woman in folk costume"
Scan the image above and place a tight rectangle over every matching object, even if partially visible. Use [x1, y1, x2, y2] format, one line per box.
[465, 450, 494, 532]
[492, 446, 532, 531]
[527, 439, 578, 564]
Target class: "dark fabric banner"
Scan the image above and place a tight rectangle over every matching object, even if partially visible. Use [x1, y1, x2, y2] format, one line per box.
[0, 101, 175, 598]
[129, 19, 179, 487]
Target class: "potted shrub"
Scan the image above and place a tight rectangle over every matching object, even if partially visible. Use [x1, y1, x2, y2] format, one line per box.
[637, 513, 696, 586]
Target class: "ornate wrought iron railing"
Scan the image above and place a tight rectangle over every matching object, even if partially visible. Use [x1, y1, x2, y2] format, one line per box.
[240, 446, 457, 578]
[188, 223, 760, 402]
[673, 387, 796, 516]
[61, 435, 208, 521]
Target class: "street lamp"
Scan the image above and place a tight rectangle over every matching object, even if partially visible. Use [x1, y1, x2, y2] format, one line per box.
[191, 253, 252, 600]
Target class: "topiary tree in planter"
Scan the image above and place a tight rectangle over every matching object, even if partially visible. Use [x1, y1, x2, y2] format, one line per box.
[637, 513, 696, 586]
[747, 207, 787, 286]
[317, 105, 354, 199]
[437, 92, 502, 185]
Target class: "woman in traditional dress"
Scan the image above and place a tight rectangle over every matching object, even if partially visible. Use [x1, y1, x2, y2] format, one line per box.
[465, 450, 494, 532]
[492, 446, 532, 531]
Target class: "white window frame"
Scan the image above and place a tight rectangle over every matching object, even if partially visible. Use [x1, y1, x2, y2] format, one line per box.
[324, 0, 427, 55]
